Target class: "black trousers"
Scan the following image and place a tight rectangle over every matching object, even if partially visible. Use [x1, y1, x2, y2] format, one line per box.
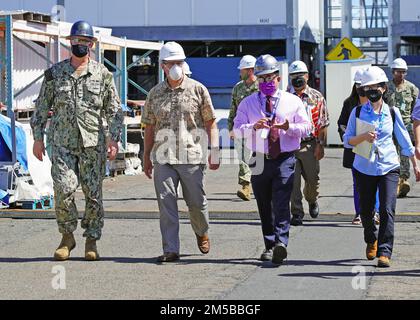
[354, 169, 400, 258]
[250, 152, 295, 250]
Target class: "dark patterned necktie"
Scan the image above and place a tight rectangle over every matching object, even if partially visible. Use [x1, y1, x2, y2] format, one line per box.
[266, 96, 281, 158]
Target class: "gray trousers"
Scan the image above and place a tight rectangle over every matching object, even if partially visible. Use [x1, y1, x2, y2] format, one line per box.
[291, 139, 320, 218]
[154, 163, 209, 254]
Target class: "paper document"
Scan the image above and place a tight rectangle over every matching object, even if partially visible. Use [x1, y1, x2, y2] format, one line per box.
[353, 118, 375, 160]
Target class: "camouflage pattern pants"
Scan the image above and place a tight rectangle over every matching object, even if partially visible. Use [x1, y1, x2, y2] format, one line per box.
[398, 126, 414, 180]
[234, 138, 251, 185]
[51, 144, 106, 240]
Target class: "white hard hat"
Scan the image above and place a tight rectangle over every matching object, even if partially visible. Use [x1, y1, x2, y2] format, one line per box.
[183, 62, 192, 75]
[289, 60, 309, 74]
[360, 66, 389, 87]
[353, 69, 365, 84]
[159, 41, 186, 62]
[391, 58, 408, 70]
[238, 55, 256, 70]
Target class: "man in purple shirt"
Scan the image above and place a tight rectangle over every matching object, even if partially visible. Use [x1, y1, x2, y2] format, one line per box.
[234, 55, 311, 265]
[413, 99, 420, 160]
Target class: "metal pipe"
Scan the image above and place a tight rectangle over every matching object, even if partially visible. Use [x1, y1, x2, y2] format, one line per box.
[319, 0, 326, 95]
[341, 0, 353, 40]
[120, 37, 128, 150]
[294, 0, 300, 60]
[6, 15, 17, 165]
[388, 0, 394, 65]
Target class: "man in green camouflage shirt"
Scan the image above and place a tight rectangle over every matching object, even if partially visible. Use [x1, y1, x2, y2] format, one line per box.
[228, 55, 259, 201]
[384, 58, 419, 197]
[30, 21, 123, 261]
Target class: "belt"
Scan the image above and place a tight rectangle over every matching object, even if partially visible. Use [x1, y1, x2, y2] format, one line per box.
[252, 151, 293, 160]
[301, 137, 316, 143]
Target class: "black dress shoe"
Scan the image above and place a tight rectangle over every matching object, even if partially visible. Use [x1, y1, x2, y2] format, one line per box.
[260, 249, 273, 261]
[272, 243, 287, 265]
[157, 252, 180, 263]
[309, 202, 319, 219]
[291, 216, 303, 226]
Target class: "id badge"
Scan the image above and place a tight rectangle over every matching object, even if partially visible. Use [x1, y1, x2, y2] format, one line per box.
[261, 128, 270, 139]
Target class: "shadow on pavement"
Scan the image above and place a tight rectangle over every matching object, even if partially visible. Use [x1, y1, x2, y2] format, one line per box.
[284, 259, 372, 267]
[0, 255, 262, 266]
[277, 269, 420, 279]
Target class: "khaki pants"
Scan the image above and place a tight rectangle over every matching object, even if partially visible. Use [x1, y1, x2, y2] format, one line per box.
[153, 163, 209, 254]
[291, 139, 320, 218]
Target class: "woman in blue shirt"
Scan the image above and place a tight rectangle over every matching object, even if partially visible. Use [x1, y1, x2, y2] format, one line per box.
[344, 66, 420, 268]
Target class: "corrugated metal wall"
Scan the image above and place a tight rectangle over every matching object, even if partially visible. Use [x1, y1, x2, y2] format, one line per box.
[13, 39, 49, 110]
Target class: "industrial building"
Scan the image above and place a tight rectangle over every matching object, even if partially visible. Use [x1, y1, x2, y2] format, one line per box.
[1, 0, 324, 107]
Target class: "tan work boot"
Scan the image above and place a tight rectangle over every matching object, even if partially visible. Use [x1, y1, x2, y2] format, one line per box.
[366, 241, 378, 261]
[237, 182, 251, 201]
[398, 179, 410, 198]
[54, 233, 76, 261]
[85, 238, 100, 261]
[377, 256, 391, 268]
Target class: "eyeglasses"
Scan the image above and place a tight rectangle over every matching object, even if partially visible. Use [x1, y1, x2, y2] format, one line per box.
[363, 85, 382, 92]
[70, 38, 93, 46]
[162, 61, 185, 68]
[393, 70, 407, 75]
[289, 73, 307, 79]
[257, 73, 278, 83]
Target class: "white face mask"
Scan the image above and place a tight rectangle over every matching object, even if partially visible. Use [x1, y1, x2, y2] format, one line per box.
[169, 64, 184, 81]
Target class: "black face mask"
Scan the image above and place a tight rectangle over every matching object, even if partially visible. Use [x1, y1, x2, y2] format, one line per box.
[72, 44, 89, 58]
[357, 87, 366, 97]
[366, 89, 383, 103]
[292, 77, 306, 88]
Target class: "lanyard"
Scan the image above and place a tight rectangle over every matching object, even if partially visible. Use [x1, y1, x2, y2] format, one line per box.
[259, 93, 280, 122]
[366, 102, 386, 134]
[366, 102, 387, 159]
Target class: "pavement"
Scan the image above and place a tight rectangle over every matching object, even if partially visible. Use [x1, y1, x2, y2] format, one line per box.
[1, 148, 419, 220]
[0, 148, 419, 300]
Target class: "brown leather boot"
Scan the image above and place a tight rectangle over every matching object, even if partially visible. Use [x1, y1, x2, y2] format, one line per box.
[54, 233, 76, 261]
[237, 182, 251, 201]
[377, 256, 391, 268]
[366, 241, 378, 261]
[195, 233, 210, 254]
[85, 238, 100, 261]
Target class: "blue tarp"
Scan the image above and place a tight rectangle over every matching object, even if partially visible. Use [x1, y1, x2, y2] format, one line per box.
[0, 114, 28, 172]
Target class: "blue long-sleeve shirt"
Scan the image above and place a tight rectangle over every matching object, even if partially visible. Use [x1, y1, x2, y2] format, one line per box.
[343, 101, 415, 176]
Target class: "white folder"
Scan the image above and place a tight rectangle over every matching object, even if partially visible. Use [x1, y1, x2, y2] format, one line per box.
[353, 118, 376, 160]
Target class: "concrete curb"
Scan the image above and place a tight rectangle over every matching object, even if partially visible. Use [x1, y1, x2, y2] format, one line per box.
[1, 210, 420, 222]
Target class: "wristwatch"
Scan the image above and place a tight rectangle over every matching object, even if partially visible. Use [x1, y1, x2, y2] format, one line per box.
[317, 139, 326, 146]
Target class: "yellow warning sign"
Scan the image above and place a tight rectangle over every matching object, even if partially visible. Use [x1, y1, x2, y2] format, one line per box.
[326, 37, 364, 61]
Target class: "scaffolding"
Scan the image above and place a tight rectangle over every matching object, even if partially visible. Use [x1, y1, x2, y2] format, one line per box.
[0, 12, 163, 209]
[325, 0, 389, 64]
[0, 11, 162, 168]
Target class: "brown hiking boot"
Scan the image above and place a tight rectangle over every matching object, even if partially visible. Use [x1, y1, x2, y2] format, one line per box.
[366, 241, 378, 261]
[377, 256, 391, 268]
[398, 179, 410, 198]
[54, 233, 76, 261]
[195, 233, 210, 254]
[237, 182, 251, 201]
[85, 238, 100, 261]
